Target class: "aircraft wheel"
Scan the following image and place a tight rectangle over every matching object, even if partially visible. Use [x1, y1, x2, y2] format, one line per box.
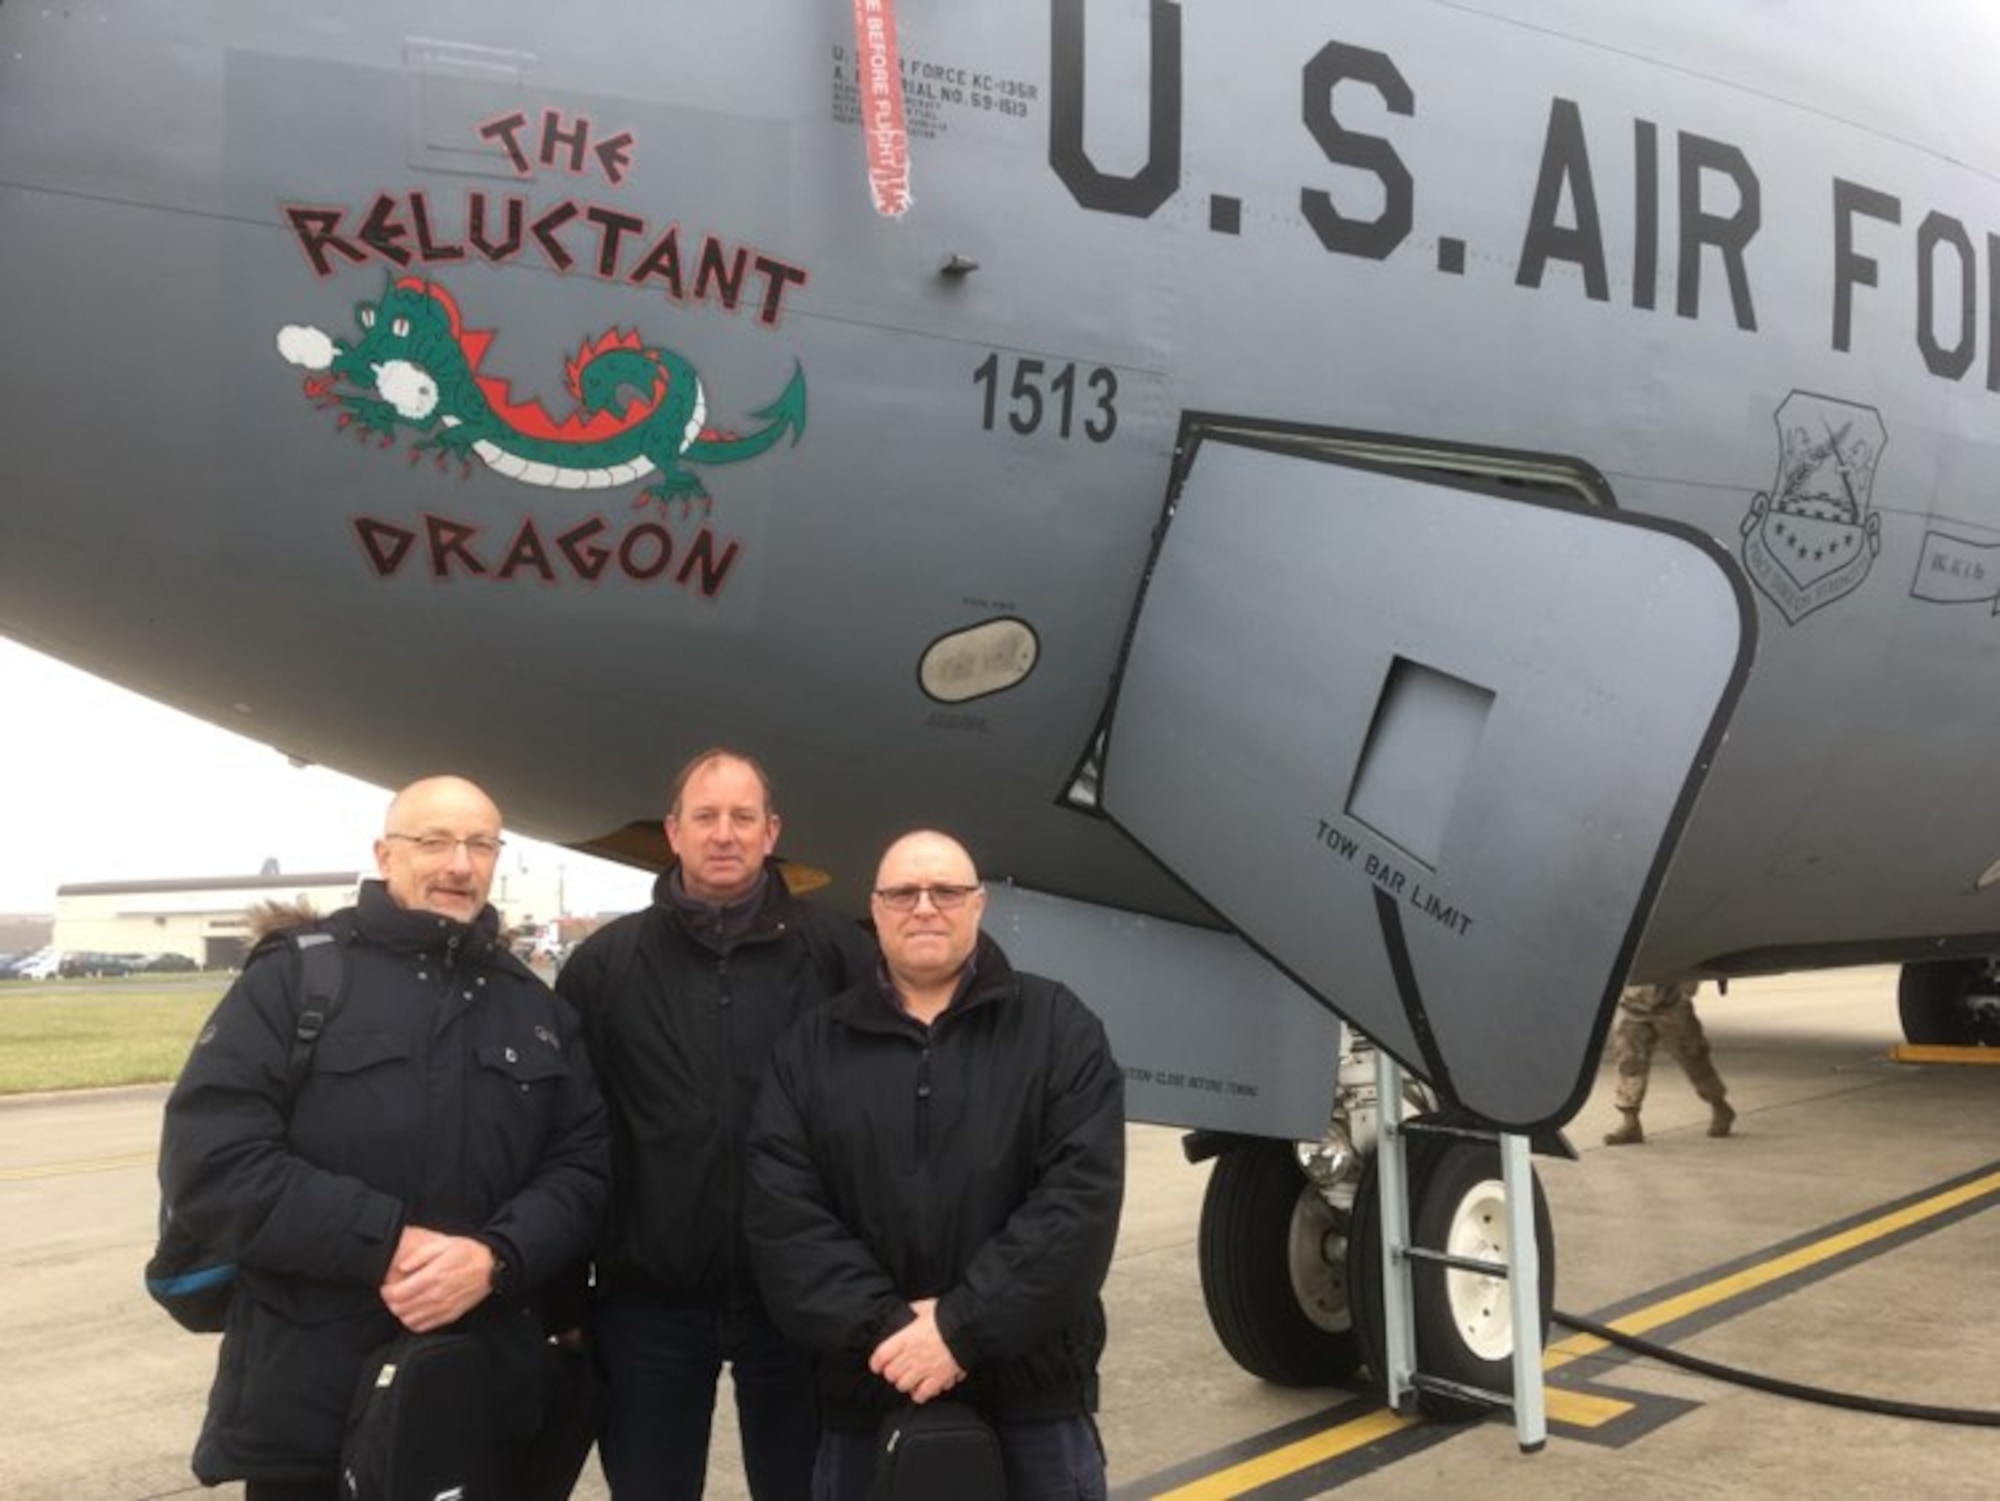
[1198, 1140, 1363, 1386]
[1346, 1152, 1392, 1401]
[1898, 960, 2000, 1046]
[1347, 1137, 1555, 1422]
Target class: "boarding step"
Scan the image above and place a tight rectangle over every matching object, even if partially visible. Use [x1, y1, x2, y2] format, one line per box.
[1375, 1048, 1546, 1452]
[1400, 1245, 1508, 1278]
[1399, 1118, 1504, 1146]
[1408, 1373, 1512, 1411]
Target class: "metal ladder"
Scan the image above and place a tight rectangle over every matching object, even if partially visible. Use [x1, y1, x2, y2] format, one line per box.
[1373, 1048, 1547, 1452]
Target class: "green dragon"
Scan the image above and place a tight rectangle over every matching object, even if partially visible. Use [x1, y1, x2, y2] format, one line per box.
[277, 275, 805, 509]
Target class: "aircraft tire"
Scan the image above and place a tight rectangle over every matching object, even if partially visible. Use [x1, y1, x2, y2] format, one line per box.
[1347, 1136, 1554, 1423]
[1345, 1137, 1447, 1412]
[1898, 959, 2000, 1046]
[1346, 1151, 1392, 1402]
[1198, 1140, 1363, 1386]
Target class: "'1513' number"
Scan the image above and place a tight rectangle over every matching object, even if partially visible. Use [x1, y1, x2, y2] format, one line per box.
[973, 354, 1118, 441]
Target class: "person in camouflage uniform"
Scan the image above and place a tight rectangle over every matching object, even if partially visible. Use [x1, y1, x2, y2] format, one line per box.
[1604, 981, 1735, 1146]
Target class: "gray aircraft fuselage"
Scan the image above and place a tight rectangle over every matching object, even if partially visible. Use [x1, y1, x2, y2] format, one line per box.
[6, 2, 2000, 1122]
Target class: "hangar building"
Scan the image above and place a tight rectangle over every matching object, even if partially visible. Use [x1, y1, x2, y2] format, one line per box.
[53, 861, 572, 970]
[54, 872, 363, 971]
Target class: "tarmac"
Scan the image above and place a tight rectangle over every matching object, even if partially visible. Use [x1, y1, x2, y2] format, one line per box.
[3, 964, 1996, 1499]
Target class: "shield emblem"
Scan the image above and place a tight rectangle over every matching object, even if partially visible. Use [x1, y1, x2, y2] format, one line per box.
[1741, 392, 1884, 623]
[1764, 510, 1867, 592]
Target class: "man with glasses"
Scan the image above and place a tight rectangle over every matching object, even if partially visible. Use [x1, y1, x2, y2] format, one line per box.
[745, 830, 1126, 1501]
[159, 775, 610, 1501]
[556, 748, 872, 1501]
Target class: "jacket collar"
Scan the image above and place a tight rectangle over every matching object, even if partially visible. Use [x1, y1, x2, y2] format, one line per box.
[651, 858, 795, 952]
[838, 931, 1017, 1035]
[351, 878, 503, 961]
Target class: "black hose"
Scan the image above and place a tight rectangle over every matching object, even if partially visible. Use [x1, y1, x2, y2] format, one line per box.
[1550, 1307, 2000, 1427]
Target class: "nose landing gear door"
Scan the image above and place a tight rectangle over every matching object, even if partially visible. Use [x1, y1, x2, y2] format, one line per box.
[1096, 435, 1754, 1132]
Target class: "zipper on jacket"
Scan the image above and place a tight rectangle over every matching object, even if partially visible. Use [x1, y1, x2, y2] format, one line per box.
[435, 929, 466, 1009]
[915, 1040, 934, 1164]
[434, 929, 471, 1027]
[913, 1036, 936, 1272]
[716, 954, 741, 1306]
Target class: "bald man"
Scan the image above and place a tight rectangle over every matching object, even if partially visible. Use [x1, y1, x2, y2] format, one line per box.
[747, 831, 1126, 1501]
[159, 775, 609, 1501]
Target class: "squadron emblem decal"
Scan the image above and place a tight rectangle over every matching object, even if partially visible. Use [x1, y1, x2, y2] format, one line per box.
[1739, 392, 1884, 624]
[275, 106, 811, 594]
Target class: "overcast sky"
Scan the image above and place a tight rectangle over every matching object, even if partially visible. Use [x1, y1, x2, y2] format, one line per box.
[0, 638, 656, 917]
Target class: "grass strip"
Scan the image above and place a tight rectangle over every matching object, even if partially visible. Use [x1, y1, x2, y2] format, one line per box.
[0, 976, 228, 1094]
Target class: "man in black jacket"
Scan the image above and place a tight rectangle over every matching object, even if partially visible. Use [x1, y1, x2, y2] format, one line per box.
[159, 775, 610, 1501]
[746, 830, 1126, 1501]
[556, 748, 872, 1501]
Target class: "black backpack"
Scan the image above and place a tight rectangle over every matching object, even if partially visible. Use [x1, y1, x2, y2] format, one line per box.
[866, 1401, 1007, 1501]
[144, 930, 347, 1332]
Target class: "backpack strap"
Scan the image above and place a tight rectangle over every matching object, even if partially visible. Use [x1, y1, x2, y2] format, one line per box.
[284, 930, 347, 1099]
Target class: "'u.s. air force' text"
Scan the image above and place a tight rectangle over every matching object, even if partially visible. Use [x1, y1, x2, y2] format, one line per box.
[1047, 1, 2000, 395]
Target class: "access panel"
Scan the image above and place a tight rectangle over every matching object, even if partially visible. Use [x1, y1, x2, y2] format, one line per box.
[983, 881, 1342, 1140]
[1098, 434, 1753, 1130]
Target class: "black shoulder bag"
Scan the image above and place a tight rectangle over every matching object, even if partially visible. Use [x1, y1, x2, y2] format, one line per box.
[867, 1400, 1007, 1501]
[339, 1330, 496, 1501]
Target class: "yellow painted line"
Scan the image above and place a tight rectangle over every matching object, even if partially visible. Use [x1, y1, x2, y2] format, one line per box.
[1891, 1044, 2000, 1066]
[1545, 1166, 2000, 1364]
[1547, 1330, 1616, 1362]
[0, 1150, 153, 1183]
[1543, 1386, 1633, 1428]
[1150, 1407, 1418, 1501]
[1152, 1382, 1633, 1499]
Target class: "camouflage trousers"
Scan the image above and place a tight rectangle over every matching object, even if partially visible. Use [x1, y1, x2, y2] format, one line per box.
[1611, 984, 1728, 1112]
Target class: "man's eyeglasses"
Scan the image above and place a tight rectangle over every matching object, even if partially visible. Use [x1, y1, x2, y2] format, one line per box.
[384, 832, 506, 861]
[872, 883, 981, 912]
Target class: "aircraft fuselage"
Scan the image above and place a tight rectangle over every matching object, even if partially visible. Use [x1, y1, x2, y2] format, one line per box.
[5, 0, 2000, 987]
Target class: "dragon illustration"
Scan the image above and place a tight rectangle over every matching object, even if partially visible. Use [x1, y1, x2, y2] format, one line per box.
[277, 275, 804, 509]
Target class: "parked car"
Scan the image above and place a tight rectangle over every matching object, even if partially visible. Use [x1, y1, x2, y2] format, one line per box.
[59, 951, 146, 979]
[510, 924, 568, 966]
[12, 950, 62, 980]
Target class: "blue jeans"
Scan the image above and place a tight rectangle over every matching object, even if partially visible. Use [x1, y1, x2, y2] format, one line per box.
[813, 1414, 1106, 1501]
[595, 1296, 817, 1501]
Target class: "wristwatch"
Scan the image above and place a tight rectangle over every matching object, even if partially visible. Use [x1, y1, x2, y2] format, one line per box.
[487, 1245, 516, 1301]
